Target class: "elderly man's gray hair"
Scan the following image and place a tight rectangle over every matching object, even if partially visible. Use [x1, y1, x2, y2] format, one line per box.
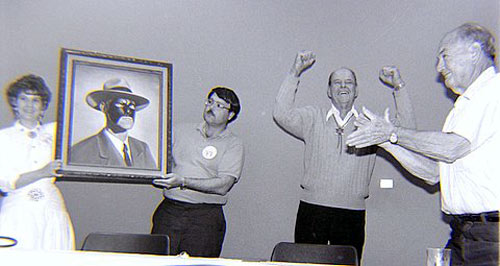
[454, 23, 496, 61]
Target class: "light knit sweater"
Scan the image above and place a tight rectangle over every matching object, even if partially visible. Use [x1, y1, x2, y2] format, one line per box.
[273, 74, 415, 210]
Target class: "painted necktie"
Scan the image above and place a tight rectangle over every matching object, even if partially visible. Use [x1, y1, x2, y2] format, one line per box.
[123, 143, 132, 166]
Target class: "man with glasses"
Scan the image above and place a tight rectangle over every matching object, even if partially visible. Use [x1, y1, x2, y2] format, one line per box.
[151, 86, 244, 257]
[273, 51, 415, 261]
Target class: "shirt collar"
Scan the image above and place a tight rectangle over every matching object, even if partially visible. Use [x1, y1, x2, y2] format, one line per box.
[104, 128, 130, 153]
[14, 120, 41, 134]
[326, 104, 358, 127]
[459, 66, 497, 102]
[197, 122, 231, 139]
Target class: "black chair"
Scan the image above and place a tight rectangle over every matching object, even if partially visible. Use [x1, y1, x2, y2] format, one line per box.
[81, 232, 170, 255]
[271, 242, 359, 265]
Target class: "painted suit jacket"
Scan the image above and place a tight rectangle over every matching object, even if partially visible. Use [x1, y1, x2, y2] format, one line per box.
[70, 129, 157, 170]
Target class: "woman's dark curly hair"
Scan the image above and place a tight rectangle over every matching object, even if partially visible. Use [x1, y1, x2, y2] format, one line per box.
[6, 74, 52, 116]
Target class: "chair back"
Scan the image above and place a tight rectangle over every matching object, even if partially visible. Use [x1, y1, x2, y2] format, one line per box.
[271, 242, 358, 265]
[81, 232, 170, 255]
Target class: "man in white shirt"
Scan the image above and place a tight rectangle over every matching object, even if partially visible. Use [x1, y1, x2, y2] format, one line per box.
[347, 23, 499, 265]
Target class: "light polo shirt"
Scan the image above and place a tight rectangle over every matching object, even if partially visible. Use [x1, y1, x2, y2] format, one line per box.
[440, 67, 500, 214]
[163, 122, 244, 205]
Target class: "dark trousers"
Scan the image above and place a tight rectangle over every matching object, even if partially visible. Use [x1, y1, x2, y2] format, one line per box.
[151, 197, 226, 257]
[294, 201, 366, 261]
[446, 211, 499, 266]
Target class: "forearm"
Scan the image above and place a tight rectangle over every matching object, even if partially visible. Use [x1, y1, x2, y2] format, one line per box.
[15, 170, 46, 189]
[393, 86, 417, 129]
[396, 127, 470, 163]
[183, 175, 236, 196]
[273, 73, 300, 122]
[379, 142, 439, 184]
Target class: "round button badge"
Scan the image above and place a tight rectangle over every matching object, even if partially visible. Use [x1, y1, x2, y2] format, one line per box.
[202, 146, 217, 160]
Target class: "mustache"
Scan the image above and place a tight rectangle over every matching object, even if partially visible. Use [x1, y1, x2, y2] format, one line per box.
[117, 116, 134, 122]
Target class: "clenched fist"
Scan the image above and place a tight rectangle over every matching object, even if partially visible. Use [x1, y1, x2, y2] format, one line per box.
[379, 66, 405, 90]
[290, 51, 316, 77]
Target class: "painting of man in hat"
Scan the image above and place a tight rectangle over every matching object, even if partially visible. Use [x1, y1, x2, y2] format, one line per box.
[70, 77, 157, 169]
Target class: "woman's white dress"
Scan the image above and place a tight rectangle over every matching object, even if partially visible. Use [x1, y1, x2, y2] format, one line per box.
[0, 121, 74, 250]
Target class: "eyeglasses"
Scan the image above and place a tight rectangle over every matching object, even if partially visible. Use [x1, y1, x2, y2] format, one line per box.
[205, 99, 230, 110]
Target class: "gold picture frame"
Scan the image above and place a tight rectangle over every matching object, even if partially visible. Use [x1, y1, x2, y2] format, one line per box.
[55, 48, 172, 184]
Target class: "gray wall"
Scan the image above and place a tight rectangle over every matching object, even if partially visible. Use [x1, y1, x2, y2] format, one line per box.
[1, 1, 499, 265]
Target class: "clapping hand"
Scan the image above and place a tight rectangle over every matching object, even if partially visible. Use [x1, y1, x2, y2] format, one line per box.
[290, 51, 316, 77]
[346, 107, 395, 148]
[40, 160, 63, 178]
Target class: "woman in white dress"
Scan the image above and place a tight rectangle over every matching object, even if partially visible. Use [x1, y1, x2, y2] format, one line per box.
[0, 74, 74, 250]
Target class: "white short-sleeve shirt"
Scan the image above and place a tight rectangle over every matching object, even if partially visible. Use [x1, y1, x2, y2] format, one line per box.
[440, 67, 500, 214]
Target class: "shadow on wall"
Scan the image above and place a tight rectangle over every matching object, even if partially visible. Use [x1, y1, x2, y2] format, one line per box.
[376, 149, 439, 196]
[376, 148, 458, 227]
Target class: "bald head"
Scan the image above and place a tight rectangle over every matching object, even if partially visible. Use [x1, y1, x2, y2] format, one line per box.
[328, 67, 357, 87]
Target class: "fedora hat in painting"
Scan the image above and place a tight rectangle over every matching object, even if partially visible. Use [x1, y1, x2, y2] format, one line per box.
[86, 78, 150, 111]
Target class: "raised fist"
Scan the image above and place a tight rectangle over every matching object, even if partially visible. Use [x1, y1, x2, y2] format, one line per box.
[290, 51, 316, 77]
[379, 66, 405, 89]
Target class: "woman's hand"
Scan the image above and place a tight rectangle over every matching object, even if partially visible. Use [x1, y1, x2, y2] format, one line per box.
[38, 160, 63, 178]
[15, 160, 62, 189]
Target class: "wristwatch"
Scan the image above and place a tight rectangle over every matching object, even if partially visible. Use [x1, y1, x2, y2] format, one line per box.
[394, 81, 405, 91]
[389, 130, 398, 144]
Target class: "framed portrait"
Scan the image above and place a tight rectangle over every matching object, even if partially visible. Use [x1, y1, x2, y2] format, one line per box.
[55, 48, 172, 184]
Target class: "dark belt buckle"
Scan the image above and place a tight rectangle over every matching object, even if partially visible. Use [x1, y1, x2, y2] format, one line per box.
[470, 212, 499, 223]
[479, 213, 487, 223]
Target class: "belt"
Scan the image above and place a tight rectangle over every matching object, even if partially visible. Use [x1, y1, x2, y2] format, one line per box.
[163, 197, 222, 209]
[452, 211, 499, 223]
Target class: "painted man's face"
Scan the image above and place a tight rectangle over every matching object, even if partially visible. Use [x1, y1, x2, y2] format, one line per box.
[106, 97, 136, 131]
